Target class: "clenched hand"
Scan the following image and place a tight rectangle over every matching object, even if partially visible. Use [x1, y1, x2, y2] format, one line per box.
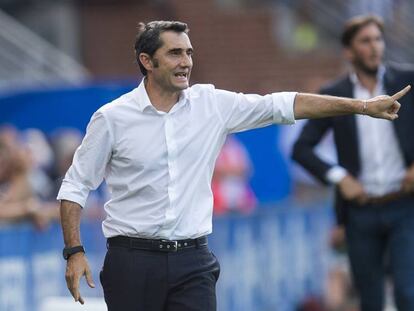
[338, 174, 368, 205]
[402, 164, 414, 193]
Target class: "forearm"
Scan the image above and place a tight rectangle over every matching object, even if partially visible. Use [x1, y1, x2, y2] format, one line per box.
[60, 200, 82, 247]
[294, 93, 364, 119]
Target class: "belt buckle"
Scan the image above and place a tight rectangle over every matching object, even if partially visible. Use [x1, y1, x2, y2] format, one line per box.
[160, 240, 178, 252]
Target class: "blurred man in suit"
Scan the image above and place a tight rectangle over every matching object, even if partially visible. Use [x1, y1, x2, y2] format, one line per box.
[292, 15, 414, 311]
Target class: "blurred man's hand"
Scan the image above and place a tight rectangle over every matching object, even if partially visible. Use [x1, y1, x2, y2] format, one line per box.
[330, 225, 346, 252]
[338, 174, 368, 204]
[402, 164, 414, 193]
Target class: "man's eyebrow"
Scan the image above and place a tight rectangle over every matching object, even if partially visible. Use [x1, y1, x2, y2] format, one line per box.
[168, 48, 183, 53]
[168, 48, 194, 53]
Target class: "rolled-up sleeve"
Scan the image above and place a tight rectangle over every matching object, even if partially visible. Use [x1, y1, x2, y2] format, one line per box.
[271, 92, 296, 124]
[214, 88, 296, 133]
[57, 110, 113, 207]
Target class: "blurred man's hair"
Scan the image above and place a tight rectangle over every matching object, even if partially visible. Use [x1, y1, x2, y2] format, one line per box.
[341, 15, 384, 47]
[134, 21, 189, 76]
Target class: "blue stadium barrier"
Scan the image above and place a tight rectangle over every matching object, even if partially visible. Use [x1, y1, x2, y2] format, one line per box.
[0, 203, 333, 311]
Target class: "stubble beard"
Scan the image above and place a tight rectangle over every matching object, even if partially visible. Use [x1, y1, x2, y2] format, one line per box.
[353, 57, 380, 77]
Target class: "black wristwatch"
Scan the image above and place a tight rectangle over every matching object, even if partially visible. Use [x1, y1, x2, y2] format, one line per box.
[63, 245, 85, 260]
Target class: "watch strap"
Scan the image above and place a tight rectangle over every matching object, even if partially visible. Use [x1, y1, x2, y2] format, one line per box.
[63, 245, 85, 260]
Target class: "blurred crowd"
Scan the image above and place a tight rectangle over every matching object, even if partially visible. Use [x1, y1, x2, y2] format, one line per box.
[0, 125, 105, 229]
[212, 135, 257, 216]
[0, 126, 257, 230]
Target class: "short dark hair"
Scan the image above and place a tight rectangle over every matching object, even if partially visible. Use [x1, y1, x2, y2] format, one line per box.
[341, 15, 384, 47]
[134, 21, 189, 76]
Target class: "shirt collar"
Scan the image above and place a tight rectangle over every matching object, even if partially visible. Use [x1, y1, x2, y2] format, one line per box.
[133, 78, 190, 113]
[349, 65, 386, 86]
[133, 78, 153, 112]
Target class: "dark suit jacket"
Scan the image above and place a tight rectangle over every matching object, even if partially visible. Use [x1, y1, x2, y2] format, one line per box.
[292, 65, 414, 224]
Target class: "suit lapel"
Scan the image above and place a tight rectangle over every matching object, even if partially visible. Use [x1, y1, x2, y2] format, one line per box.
[383, 67, 402, 134]
[383, 66, 396, 93]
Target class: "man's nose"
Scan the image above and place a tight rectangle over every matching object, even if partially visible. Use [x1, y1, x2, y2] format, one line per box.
[180, 54, 192, 67]
[370, 39, 382, 50]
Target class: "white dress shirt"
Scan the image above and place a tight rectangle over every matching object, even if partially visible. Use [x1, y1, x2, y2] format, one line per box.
[326, 67, 406, 196]
[57, 79, 296, 239]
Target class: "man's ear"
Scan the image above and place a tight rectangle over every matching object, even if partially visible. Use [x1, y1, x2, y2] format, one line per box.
[343, 47, 353, 63]
[139, 53, 153, 73]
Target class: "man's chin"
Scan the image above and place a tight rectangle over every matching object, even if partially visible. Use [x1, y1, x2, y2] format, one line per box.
[354, 59, 382, 76]
[175, 82, 190, 90]
[360, 64, 380, 76]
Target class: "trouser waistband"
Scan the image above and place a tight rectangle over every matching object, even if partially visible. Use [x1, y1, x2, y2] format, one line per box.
[363, 191, 412, 205]
[107, 235, 208, 252]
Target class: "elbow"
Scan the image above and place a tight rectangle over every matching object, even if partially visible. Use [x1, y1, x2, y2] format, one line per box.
[291, 140, 303, 162]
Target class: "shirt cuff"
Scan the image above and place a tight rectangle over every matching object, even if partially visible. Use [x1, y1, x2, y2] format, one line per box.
[326, 166, 348, 184]
[56, 179, 90, 208]
[271, 92, 297, 124]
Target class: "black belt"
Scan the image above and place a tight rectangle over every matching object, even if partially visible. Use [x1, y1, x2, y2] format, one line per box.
[107, 235, 208, 252]
[364, 190, 409, 205]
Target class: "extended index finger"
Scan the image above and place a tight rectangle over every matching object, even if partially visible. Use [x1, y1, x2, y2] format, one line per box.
[392, 85, 411, 101]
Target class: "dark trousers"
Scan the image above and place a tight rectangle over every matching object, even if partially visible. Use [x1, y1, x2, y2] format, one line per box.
[345, 196, 414, 311]
[100, 240, 220, 311]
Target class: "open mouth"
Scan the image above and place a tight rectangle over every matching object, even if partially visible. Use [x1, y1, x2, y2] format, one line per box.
[174, 72, 188, 79]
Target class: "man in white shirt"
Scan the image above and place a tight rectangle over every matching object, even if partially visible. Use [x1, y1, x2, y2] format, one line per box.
[292, 15, 414, 311]
[58, 20, 409, 311]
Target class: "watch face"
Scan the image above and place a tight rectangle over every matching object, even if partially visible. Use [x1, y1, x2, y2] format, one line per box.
[62, 246, 84, 260]
[63, 249, 69, 260]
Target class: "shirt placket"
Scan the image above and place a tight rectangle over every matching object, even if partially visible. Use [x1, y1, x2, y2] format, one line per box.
[372, 85, 387, 194]
[163, 112, 179, 231]
[371, 120, 384, 192]
[361, 84, 386, 195]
